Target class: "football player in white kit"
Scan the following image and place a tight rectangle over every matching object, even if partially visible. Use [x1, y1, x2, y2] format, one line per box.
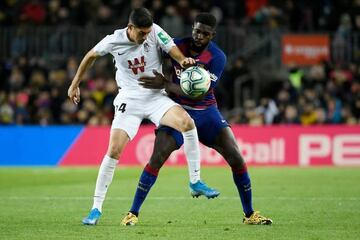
[67, 8, 218, 225]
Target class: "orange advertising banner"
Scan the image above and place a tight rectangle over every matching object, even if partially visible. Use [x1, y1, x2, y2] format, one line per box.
[282, 34, 330, 65]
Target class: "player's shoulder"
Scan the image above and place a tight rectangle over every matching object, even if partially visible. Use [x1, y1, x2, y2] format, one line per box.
[114, 28, 125, 34]
[174, 37, 191, 47]
[150, 23, 172, 43]
[152, 23, 161, 29]
[151, 23, 165, 35]
[174, 37, 188, 43]
[102, 28, 126, 43]
[113, 28, 127, 39]
[208, 41, 226, 61]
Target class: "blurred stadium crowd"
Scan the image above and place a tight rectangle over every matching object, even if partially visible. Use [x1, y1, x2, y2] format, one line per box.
[219, 57, 360, 125]
[1, 0, 360, 30]
[0, 0, 360, 125]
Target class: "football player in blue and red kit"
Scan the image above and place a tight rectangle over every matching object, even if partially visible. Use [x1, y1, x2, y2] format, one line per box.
[122, 13, 272, 226]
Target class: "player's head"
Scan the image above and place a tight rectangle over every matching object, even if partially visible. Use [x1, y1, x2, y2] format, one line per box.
[191, 13, 217, 51]
[127, 8, 153, 44]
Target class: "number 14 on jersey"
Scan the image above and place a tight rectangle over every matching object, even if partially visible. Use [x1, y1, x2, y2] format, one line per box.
[115, 103, 127, 113]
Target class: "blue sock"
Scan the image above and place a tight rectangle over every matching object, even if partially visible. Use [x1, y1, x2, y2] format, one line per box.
[130, 164, 159, 216]
[232, 166, 254, 217]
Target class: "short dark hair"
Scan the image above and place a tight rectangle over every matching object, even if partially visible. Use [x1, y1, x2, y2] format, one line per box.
[129, 8, 153, 28]
[195, 13, 217, 29]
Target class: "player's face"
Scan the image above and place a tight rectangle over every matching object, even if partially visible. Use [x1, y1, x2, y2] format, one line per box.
[128, 24, 152, 44]
[192, 22, 215, 48]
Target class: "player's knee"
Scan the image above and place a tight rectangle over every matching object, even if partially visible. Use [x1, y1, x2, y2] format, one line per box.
[107, 145, 122, 159]
[178, 114, 195, 132]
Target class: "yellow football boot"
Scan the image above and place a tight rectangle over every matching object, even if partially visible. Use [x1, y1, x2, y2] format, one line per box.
[243, 211, 273, 225]
[121, 212, 139, 226]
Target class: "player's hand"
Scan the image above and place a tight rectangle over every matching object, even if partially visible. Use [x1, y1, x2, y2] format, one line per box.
[180, 57, 196, 68]
[138, 70, 167, 89]
[67, 84, 81, 104]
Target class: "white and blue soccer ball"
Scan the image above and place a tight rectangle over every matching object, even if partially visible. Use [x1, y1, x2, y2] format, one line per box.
[180, 66, 211, 97]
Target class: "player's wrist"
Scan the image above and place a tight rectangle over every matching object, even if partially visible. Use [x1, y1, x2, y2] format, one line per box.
[70, 83, 79, 89]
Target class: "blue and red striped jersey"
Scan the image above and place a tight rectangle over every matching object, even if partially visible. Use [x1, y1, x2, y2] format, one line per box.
[169, 37, 226, 109]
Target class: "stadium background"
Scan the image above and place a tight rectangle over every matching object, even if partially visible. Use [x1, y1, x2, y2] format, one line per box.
[0, 1, 360, 240]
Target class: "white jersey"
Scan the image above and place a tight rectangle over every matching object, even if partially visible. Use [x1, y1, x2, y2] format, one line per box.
[93, 23, 175, 96]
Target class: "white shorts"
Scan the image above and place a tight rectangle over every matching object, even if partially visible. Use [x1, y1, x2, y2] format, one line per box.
[111, 91, 178, 140]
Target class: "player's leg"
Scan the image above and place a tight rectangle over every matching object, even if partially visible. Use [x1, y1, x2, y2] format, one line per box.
[83, 128, 129, 225]
[211, 127, 272, 225]
[84, 94, 142, 225]
[147, 94, 216, 193]
[92, 129, 129, 210]
[159, 105, 219, 198]
[211, 127, 253, 213]
[160, 105, 202, 182]
[122, 130, 178, 226]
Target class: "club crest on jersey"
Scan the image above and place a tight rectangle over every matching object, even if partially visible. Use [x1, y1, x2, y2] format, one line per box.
[128, 56, 146, 74]
[144, 42, 149, 52]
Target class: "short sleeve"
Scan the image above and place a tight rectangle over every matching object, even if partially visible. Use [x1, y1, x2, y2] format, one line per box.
[93, 34, 115, 56]
[209, 52, 227, 88]
[153, 24, 175, 53]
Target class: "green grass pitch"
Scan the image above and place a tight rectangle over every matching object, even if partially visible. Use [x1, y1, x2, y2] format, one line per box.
[0, 167, 359, 240]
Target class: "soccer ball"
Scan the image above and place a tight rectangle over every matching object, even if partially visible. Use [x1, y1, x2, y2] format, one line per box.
[180, 66, 211, 97]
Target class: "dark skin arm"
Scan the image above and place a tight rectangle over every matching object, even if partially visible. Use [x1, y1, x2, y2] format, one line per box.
[138, 70, 167, 89]
[138, 70, 206, 100]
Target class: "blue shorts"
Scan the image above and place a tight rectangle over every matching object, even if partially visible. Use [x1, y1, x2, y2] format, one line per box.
[157, 105, 229, 149]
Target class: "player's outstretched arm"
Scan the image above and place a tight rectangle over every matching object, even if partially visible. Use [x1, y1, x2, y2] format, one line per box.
[168, 46, 196, 68]
[138, 69, 204, 100]
[68, 49, 99, 104]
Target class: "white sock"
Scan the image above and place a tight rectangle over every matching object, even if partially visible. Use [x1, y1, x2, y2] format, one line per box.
[92, 155, 118, 212]
[182, 128, 201, 184]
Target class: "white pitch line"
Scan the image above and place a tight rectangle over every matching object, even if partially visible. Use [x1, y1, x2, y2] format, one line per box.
[0, 196, 359, 201]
